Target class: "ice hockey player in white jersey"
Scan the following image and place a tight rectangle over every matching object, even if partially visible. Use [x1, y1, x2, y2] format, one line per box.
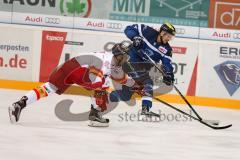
[8, 43, 135, 127]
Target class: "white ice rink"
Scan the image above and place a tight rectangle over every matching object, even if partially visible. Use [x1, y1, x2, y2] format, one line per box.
[0, 89, 239, 160]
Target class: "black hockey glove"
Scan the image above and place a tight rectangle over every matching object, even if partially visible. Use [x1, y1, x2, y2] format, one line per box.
[163, 72, 174, 86]
[161, 65, 174, 86]
[132, 36, 143, 50]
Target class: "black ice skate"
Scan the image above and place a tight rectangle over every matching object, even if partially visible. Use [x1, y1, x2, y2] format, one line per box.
[141, 106, 160, 118]
[88, 105, 109, 127]
[8, 96, 27, 123]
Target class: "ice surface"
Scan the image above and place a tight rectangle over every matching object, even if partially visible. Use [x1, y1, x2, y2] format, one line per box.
[0, 89, 239, 160]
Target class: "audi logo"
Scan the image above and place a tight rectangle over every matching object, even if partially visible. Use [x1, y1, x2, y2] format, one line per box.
[233, 33, 240, 39]
[45, 17, 61, 24]
[106, 22, 123, 30]
[176, 28, 185, 34]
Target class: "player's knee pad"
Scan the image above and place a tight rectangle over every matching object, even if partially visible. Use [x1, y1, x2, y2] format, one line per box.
[109, 88, 133, 102]
[109, 91, 120, 102]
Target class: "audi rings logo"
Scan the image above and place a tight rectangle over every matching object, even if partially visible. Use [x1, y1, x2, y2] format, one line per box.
[176, 28, 185, 34]
[45, 17, 61, 24]
[233, 33, 240, 39]
[106, 22, 123, 30]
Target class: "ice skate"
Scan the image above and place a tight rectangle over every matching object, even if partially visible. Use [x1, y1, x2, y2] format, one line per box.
[88, 105, 109, 127]
[8, 96, 27, 123]
[141, 106, 160, 118]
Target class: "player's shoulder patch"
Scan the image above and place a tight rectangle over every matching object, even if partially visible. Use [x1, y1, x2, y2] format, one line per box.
[158, 44, 172, 57]
[158, 46, 168, 54]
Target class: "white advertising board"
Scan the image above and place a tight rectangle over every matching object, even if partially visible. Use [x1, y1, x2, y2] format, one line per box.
[197, 40, 240, 99]
[0, 26, 38, 81]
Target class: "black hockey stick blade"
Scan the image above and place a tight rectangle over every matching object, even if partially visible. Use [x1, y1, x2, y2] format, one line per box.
[200, 121, 232, 130]
[153, 96, 232, 130]
[202, 119, 220, 126]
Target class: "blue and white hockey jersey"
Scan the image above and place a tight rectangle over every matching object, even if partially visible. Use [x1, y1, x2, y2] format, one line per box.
[124, 24, 174, 73]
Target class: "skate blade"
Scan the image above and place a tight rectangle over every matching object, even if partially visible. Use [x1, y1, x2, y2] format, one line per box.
[8, 106, 16, 124]
[88, 120, 109, 127]
[141, 112, 160, 118]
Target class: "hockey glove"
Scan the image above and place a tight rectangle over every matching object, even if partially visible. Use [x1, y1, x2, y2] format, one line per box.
[132, 36, 143, 50]
[163, 72, 174, 86]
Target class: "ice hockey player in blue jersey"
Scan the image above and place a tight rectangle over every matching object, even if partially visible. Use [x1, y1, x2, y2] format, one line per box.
[123, 22, 176, 117]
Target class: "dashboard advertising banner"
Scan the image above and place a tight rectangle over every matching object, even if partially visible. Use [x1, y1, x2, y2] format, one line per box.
[0, 26, 35, 81]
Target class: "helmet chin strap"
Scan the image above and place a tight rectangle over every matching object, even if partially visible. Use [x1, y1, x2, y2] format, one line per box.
[160, 35, 163, 43]
[158, 34, 164, 44]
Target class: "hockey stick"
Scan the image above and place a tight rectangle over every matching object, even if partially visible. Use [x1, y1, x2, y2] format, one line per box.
[151, 95, 232, 130]
[140, 51, 203, 118]
[130, 87, 231, 129]
[132, 48, 230, 127]
[173, 85, 219, 125]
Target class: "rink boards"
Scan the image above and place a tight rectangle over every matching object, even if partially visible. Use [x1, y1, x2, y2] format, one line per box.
[0, 23, 240, 109]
